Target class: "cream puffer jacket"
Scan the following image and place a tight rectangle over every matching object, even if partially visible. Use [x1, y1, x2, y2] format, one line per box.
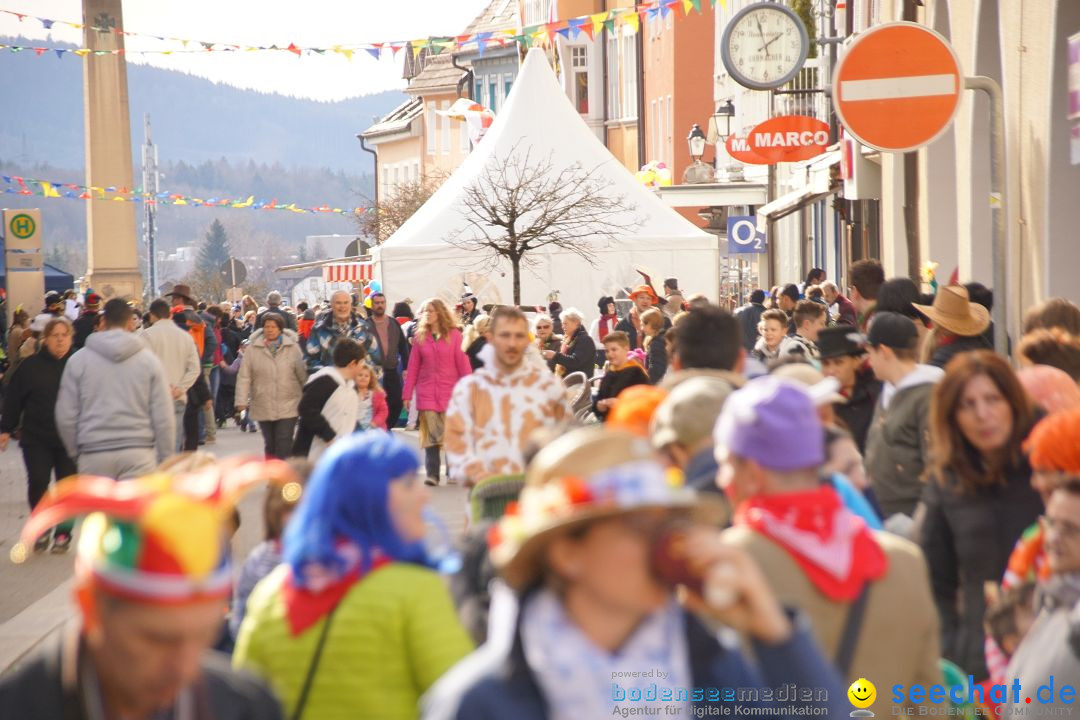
[235, 329, 307, 421]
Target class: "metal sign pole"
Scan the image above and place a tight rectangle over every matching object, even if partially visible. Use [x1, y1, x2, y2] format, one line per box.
[964, 76, 1008, 356]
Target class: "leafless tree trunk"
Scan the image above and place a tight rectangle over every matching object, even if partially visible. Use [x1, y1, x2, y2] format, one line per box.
[447, 142, 638, 305]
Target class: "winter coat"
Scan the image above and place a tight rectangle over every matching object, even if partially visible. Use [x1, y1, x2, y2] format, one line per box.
[832, 294, 858, 327]
[434, 591, 848, 720]
[369, 314, 409, 371]
[736, 302, 766, 352]
[752, 337, 781, 364]
[920, 461, 1043, 681]
[465, 337, 487, 372]
[1004, 575, 1080, 715]
[140, 317, 201, 400]
[55, 329, 175, 462]
[778, 333, 820, 362]
[234, 563, 473, 720]
[402, 329, 472, 413]
[721, 523, 941, 697]
[235, 329, 306, 422]
[292, 366, 359, 458]
[646, 328, 668, 384]
[0, 628, 282, 720]
[929, 333, 993, 369]
[835, 366, 882, 454]
[863, 364, 944, 518]
[1, 348, 72, 447]
[72, 312, 98, 350]
[593, 362, 650, 419]
[305, 311, 378, 373]
[551, 326, 596, 378]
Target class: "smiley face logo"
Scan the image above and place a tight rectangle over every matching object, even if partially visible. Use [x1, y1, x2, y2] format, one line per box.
[848, 678, 876, 709]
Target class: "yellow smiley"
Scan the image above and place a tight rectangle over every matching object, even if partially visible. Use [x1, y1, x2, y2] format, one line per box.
[848, 678, 876, 709]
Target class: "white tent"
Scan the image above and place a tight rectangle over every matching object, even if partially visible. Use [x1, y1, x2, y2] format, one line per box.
[374, 48, 719, 316]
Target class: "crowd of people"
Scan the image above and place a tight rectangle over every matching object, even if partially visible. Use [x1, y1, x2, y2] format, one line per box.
[2, 260, 1080, 720]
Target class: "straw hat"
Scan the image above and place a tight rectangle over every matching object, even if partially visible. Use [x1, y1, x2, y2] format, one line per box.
[912, 285, 990, 337]
[493, 427, 726, 591]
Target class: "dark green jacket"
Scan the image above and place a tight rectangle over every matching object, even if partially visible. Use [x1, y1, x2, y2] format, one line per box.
[863, 365, 944, 518]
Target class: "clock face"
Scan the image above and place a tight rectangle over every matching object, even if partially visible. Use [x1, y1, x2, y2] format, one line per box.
[721, 3, 809, 91]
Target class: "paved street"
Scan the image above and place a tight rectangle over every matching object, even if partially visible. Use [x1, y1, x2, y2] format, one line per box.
[0, 425, 467, 671]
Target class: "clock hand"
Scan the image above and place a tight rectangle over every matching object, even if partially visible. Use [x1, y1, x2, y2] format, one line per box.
[762, 33, 782, 51]
[754, 16, 770, 57]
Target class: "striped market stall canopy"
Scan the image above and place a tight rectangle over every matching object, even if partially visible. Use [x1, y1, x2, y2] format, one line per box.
[323, 262, 373, 283]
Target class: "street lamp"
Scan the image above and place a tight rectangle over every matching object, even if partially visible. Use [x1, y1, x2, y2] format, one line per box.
[687, 124, 707, 162]
[711, 99, 735, 141]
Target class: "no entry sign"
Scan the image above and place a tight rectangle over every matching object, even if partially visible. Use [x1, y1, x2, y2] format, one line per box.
[833, 22, 962, 152]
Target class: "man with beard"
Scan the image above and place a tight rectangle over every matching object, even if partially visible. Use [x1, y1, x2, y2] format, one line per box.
[445, 306, 569, 487]
[367, 292, 409, 428]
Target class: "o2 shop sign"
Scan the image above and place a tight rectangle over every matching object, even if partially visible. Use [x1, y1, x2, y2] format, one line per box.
[727, 215, 766, 254]
[725, 115, 830, 165]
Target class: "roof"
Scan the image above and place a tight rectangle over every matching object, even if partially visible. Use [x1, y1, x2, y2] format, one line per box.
[406, 54, 467, 95]
[460, 0, 518, 39]
[361, 96, 423, 139]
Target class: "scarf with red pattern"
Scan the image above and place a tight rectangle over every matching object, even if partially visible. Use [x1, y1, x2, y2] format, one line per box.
[735, 486, 888, 601]
[281, 542, 391, 636]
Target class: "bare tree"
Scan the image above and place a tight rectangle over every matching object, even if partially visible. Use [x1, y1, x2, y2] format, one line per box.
[357, 172, 446, 244]
[448, 143, 638, 305]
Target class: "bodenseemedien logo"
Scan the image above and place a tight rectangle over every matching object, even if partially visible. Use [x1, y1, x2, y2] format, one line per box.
[848, 678, 877, 717]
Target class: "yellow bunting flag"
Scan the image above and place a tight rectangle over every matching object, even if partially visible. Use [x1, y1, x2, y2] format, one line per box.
[622, 12, 640, 33]
[590, 12, 608, 35]
[40, 181, 60, 198]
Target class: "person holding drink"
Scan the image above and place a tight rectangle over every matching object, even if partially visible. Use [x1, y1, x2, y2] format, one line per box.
[426, 426, 848, 720]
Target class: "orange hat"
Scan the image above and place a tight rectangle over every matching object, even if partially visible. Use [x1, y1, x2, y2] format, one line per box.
[606, 384, 668, 437]
[1025, 408, 1080, 474]
[629, 285, 659, 304]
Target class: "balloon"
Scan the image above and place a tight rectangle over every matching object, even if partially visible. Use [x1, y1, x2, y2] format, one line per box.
[368, 280, 382, 293]
[363, 286, 371, 296]
[364, 297, 372, 309]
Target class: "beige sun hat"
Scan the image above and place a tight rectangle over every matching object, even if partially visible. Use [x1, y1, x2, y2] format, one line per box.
[771, 363, 846, 405]
[493, 426, 727, 592]
[912, 285, 990, 337]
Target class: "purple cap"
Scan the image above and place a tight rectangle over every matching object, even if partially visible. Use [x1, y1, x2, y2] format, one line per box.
[713, 377, 824, 471]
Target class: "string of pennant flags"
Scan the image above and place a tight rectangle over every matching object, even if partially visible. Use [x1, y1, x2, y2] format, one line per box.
[0, 0, 723, 61]
[1, 175, 368, 217]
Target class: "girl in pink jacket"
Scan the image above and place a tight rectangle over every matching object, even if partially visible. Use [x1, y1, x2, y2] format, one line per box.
[402, 298, 472, 485]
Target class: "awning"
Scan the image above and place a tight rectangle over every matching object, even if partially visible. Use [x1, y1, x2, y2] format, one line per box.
[323, 262, 374, 283]
[756, 149, 841, 229]
[655, 181, 768, 208]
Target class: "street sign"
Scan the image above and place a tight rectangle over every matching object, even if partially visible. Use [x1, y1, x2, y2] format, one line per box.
[746, 115, 830, 163]
[727, 215, 766, 254]
[2, 208, 42, 251]
[726, 131, 772, 165]
[833, 22, 962, 153]
[220, 257, 247, 286]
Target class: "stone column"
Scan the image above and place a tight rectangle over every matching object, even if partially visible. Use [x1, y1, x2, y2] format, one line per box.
[83, 0, 142, 300]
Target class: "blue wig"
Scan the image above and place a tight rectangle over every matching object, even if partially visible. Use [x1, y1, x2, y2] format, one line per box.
[283, 431, 430, 583]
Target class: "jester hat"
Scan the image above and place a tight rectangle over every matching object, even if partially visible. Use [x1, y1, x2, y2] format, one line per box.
[14, 458, 298, 604]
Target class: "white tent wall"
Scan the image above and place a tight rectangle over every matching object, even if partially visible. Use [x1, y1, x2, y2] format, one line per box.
[376, 48, 719, 317]
[373, 241, 719, 316]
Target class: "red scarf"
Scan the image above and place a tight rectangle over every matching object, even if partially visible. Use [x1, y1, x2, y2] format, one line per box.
[281, 555, 391, 636]
[598, 315, 618, 341]
[735, 486, 888, 601]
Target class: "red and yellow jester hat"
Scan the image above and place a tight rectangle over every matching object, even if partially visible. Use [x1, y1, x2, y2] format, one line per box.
[13, 458, 298, 604]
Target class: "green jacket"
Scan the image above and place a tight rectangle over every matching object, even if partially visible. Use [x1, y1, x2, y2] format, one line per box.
[234, 563, 473, 720]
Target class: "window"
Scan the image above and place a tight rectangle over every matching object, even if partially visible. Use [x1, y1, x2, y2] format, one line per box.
[489, 79, 498, 112]
[475, 78, 483, 104]
[381, 167, 389, 197]
[572, 46, 589, 114]
[441, 100, 450, 154]
[505, 76, 513, 105]
[393, 166, 400, 191]
[666, 94, 673, 166]
[523, 0, 551, 26]
[606, 28, 638, 121]
[651, 99, 659, 160]
[426, 104, 436, 154]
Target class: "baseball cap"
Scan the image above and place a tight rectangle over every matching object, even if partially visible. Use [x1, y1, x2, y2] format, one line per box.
[714, 377, 824, 471]
[651, 376, 735, 449]
[866, 311, 918, 350]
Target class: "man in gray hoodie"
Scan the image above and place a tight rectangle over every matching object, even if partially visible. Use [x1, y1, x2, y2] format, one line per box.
[56, 299, 175, 479]
[863, 311, 945, 521]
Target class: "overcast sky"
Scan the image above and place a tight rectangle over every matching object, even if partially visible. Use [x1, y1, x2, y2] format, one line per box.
[0, 0, 493, 101]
